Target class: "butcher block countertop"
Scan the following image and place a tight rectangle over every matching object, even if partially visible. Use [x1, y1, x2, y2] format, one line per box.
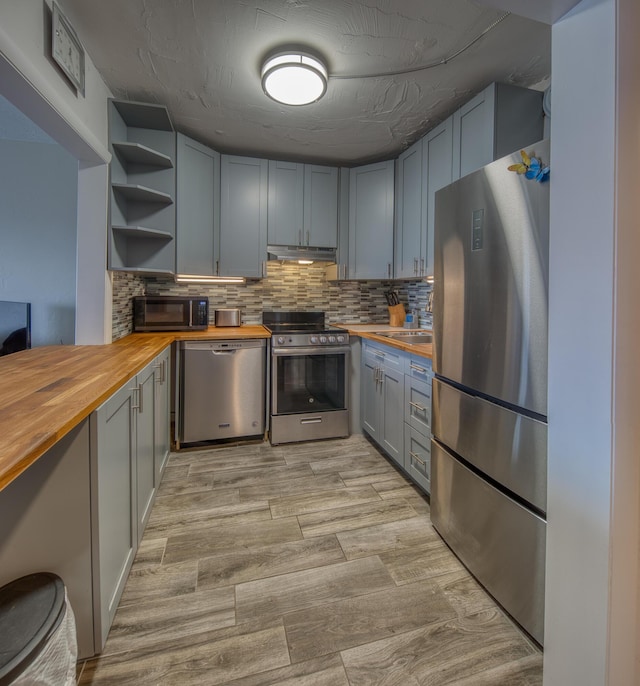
[0, 326, 270, 492]
[338, 323, 434, 358]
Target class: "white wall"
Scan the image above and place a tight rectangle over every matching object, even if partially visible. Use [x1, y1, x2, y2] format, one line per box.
[0, 139, 78, 346]
[545, 0, 640, 684]
[0, 0, 113, 343]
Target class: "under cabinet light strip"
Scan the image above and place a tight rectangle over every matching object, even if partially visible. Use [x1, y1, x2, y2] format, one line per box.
[175, 275, 246, 284]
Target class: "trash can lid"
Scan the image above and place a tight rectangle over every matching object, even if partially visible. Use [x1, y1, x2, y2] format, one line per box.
[0, 573, 66, 684]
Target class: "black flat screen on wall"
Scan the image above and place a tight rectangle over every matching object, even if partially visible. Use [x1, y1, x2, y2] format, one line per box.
[0, 301, 31, 356]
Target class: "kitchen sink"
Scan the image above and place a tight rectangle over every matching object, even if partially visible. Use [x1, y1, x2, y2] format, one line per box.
[380, 332, 433, 345]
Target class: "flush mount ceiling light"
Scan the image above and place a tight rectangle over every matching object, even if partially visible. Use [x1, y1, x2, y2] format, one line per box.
[261, 51, 328, 106]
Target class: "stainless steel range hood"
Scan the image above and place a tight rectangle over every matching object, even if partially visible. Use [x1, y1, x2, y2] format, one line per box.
[267, 245, 336, 263]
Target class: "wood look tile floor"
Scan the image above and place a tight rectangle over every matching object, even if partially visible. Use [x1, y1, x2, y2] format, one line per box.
[77, 434, 542, 685]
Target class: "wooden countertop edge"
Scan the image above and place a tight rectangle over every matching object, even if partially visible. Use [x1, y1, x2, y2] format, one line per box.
[0, 326, 270, 492]
[339, 325, 433, 359]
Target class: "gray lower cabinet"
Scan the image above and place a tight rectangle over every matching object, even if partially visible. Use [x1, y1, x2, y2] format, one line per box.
[348, 160, 394, 279]
[361, 340, 405, 467]
[361, 340, 434, 495]
[91, 380, 136, 651]
[154, 345, 171, 482]
[403, 355, 433, 494]
[135, 357, 157, 541]
[176, 133, 220, 276]
[220, 155, 268, 277]
[0, 421, 95, 659]
[91, 346, 171, 651]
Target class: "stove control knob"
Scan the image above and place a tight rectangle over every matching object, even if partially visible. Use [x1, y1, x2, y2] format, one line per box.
[328, 335, 336, 343]
[277, 336, 285, 345]
[310, 335, 319, 344]
[320, 335, 328, 344]
[337, 335, 346, 344]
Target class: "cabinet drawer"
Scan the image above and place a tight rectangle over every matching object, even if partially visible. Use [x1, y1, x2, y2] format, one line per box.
[363, 340, 406, 371]
[405, 376, 431, 435]
[406, 355, 432, 382]
[404, 424, 430, 494]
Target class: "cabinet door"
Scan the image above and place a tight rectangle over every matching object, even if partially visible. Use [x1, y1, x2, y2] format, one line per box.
[452, 84, 495, 180]
[176, 133, 219, 276]
[91, 382, 136, 650]
[220, 155, 268, 277]
[154, 346, 171, 483]
[136, 359, 156, 542]
[303, 165, 338, 247]
[348, 160, 394, 279]
[268, 160, 304, 246]
[395, 140, 423, 278]
[381, 365, 405, 466]
[361, 346, 381, 440]
[423, 118, 453, 277]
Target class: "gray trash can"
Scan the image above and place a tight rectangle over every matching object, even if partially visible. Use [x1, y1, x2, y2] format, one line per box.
[0, 573, 77, 686]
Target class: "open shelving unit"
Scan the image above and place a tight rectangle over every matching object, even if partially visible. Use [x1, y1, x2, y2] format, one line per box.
[108, 99, 176, 274]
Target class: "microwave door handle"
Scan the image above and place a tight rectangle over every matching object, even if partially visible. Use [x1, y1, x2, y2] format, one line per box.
[188, 301, 193, 327]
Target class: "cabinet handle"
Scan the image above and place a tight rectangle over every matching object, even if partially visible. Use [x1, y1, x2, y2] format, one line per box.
[342, 264, 347, 280]
[306, 230, 310, 245]
[409, 401, 426, 413]
[160, 359, 166, 384]
[387, 263, 391, 279]
[410, 451, 426, 467]
[410, 363, 428, 374]
[215, 260, 219, 276]
[154, 362, 162, 383]
[298, 229, 302, 246]
[131, 386, 141, 412]
[420, 257, 425, 275]
[414, 258, 418, 276]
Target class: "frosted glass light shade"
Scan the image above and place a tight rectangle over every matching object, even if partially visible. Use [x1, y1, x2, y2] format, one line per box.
[261, 52, 327, 106]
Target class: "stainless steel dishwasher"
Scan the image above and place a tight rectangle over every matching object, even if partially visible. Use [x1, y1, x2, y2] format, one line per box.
[179, 339, 266, 444]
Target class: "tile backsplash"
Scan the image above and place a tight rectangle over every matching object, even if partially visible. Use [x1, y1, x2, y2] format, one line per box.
[112, 262, 432, 340]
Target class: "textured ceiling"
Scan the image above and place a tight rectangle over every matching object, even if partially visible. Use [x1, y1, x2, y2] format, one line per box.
[59, 0, 551, 165]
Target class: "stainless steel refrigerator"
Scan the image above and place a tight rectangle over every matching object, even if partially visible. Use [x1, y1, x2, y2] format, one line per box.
[431, 140, 549, 646]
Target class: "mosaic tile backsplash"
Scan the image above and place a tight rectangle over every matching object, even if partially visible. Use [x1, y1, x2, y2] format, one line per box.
[112, 262, 432, 339]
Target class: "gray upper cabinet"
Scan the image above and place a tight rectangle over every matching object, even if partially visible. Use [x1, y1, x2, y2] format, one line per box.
[267, 160, 304, 246]
[452, 82, 544, 181]
[108, 99, 176, 275]
[267, 161, 338, 248]
[153, 346, 171, 482]
[303, 165, 338, 247]
[176, 133, 220, 277]
[220, 155, 268, 277]
[348, 160, 395, 279]
[423, 117, 453, 278]
[394, 139, 424, 279]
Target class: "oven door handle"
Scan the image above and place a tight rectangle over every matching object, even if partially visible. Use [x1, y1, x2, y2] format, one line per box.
[271, 346, 351, 356]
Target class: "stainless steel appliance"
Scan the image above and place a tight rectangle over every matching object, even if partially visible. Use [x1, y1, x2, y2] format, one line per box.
[263, 311, 349, 445]
[179, 339, 266, 444]
[214, 308, 241, 327]
[431, 140, 549, 646]
[133, 295, 208, 332]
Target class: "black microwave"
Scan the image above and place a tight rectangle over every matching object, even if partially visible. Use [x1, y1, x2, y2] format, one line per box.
[133, 296, 209, 332]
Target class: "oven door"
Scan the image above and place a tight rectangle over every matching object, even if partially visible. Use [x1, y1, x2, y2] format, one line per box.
[271, 346, 349, 416]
